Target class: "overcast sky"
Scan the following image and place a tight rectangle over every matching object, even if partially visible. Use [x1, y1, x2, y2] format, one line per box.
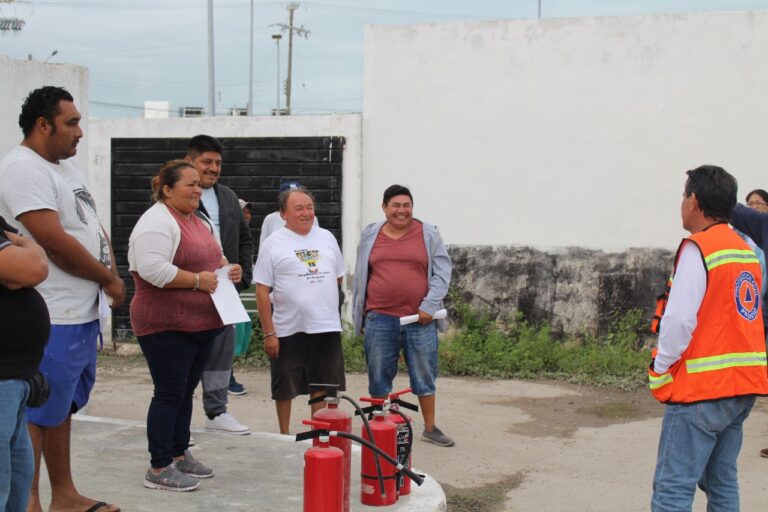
[2, 0, 768, 118]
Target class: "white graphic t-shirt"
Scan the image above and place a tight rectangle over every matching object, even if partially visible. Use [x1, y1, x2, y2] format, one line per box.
[253, 225, 344, 337]
[0, 146, 109, 324]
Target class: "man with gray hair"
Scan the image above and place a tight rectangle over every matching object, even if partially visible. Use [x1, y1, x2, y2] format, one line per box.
[254, 186, 345, 434]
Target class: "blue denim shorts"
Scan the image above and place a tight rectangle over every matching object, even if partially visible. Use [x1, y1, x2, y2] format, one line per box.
[363, 311, 438, 397]
[26, 320, 99, 427]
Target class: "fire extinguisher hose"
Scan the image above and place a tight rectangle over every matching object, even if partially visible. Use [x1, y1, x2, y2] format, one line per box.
[339, 394, 387, 498]
[332, 431, 425, 487]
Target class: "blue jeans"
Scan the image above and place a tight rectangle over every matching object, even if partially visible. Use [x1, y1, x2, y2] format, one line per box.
[363, 311, 438, 397]
[652, 395, 755, 512]
[0, 380, 33, 512]
[138, 329, 219, 468]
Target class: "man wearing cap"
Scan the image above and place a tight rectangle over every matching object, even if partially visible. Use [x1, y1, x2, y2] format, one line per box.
[259, 181, 318, 248]
[185, 135, 254, 434]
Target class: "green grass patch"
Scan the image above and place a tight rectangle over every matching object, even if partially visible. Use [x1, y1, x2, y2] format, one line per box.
[236, 293, 651, 390]
[438, 297, 650, 390]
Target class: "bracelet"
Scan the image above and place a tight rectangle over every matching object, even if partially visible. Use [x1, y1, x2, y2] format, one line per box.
[263, 332, 276, 340]
[193, 273, 200, 290]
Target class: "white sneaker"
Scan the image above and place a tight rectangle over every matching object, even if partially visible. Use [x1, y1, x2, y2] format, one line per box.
[205, 412, 251, 435]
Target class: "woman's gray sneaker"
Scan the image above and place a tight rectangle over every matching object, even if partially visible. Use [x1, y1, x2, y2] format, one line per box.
[144, 464, 200, 491]
[175, 450, 215, 478]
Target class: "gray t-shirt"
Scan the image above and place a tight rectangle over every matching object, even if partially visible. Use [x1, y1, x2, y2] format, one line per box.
[0, 146, 109, 324]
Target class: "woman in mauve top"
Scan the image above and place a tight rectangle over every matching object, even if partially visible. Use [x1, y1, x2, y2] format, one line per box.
[128, 160, 242, 492]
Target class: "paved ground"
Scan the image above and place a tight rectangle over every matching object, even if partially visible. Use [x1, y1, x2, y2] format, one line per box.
[39, 354, 768, 512]
[38, 415, 444, 512]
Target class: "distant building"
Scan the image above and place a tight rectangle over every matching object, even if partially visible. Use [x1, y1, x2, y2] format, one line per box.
[143, 101, 170, 119]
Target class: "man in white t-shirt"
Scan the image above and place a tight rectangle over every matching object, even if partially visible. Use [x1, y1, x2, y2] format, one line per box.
[258, 181, 319, 248]
[0, 87, 123, 512]
[254, 187, 345, 434]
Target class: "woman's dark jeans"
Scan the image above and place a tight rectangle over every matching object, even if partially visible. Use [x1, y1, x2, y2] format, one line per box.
[138, 328, 221, 468]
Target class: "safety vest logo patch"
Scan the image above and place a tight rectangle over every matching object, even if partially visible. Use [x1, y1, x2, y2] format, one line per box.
[735, 271, 760, 321]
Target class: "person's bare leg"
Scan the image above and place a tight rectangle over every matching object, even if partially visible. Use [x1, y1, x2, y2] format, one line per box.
[44, 416, 120, 512]
[276, 400, 292, 434]
[309, 390, 325, 415]
[418, 394, 436, 432]
[25, 423, 45, 512]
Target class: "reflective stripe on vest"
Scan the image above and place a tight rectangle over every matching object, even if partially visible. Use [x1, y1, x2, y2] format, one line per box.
[686, 351, 767, 374]
[649, 373, 673, 390]
[704, 249, 760, 271]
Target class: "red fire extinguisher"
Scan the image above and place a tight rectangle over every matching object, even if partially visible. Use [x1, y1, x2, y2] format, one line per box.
[359, 400, 398, 506]
[310, 385, 352, 512]
[297, 421, 425, 512]
[301, 420, 344, 512]
[384, 388, 418, 496]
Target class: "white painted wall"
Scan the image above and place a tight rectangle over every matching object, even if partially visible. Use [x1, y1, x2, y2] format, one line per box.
[363, 10, 768, 251]
[89, 115, 363, 273]
[0, 54, 89, 175]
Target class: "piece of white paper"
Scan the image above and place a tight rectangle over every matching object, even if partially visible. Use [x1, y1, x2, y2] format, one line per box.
[399, 308, 448, 326]
[211, 265, 251, 325]
[98, 288, 111, 333]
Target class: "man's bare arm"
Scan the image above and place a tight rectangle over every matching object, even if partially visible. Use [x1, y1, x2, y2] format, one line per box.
[18, 209, 125, 306]
[256, 284, 279, 359]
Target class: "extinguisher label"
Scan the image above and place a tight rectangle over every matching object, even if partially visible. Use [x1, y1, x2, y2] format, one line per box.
[361, 482, 375, 495]
[396, 424, 410, 487]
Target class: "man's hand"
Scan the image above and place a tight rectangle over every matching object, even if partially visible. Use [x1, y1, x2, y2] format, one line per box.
[104, 273, 126, 308]
[227, 263, 242, 284]
[417, 309, 434, 324]
[264, 335, 280, 359]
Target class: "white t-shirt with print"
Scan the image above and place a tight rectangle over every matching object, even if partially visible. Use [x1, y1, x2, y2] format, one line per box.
[253, 225, 344, 337]
[0, 146, 109, 324]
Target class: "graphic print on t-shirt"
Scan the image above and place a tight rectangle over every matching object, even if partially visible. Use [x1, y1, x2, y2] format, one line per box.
[73, 186, 111, 267]
[295, 249, 320, 274]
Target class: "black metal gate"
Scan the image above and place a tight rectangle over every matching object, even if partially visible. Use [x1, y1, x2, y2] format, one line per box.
[110, 136, 344, 339]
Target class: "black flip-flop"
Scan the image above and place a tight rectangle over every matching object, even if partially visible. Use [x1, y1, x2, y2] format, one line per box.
[85, 502, 115, 512]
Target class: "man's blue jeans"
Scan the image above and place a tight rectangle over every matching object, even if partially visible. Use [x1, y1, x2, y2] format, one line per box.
[363, 311, 439, 397]
[0, 379, 33, 512]
[652, 395, 755, 512]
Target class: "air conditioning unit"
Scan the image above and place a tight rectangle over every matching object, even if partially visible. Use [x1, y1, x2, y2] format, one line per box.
[230, 108, 248, 117]
[179, 106, 204, 117]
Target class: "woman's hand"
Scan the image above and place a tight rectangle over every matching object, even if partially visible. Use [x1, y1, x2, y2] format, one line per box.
[197, 271, 218, 293]
[227, 263, 242, 284]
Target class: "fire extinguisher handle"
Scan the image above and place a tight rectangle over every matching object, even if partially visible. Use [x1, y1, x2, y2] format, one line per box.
[359, 397, 386, 405]
[353, 405, 377, 416]
[388, 387, 412, 400]
[302, 419, 331, 430]
[392, 398, 419, 412]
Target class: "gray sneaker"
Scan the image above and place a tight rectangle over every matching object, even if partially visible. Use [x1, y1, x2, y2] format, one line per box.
[422, 426, 455, 447]
[144, 464, 200, 491]
[175, 450, 214, 479]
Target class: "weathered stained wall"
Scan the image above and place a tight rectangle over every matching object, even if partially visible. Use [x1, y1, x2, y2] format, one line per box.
[448, 245, 673, 336]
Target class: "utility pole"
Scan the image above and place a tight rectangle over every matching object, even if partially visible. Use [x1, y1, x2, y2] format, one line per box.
[207, 0, 216, 116]
[272, 34, 282, 115]
[248, 0, 254, 115]
[273, 3, 309, 115]
[538, 0, 542, 18]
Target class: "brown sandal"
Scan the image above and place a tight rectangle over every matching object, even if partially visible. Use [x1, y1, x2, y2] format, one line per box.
[760, 448, 768, 458]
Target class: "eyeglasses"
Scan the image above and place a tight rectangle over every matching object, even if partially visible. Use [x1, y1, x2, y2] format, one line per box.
[748, 201, 768, 208]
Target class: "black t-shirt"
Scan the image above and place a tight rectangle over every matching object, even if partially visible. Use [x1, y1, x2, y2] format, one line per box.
[0, 220, 50, 380]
